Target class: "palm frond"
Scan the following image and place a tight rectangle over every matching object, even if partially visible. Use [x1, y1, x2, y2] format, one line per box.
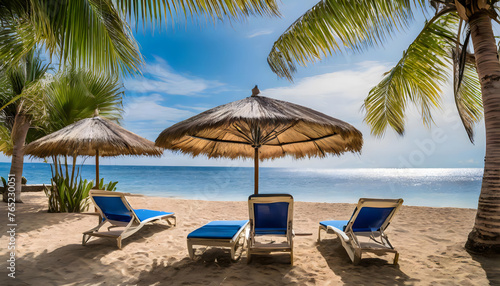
[0, 124, 13, 155]
[0, 49, 51, 115]
[267, 0, 428, 80]
[114, 0, 280, 26]
[3, 0, 280, 74]
[51, 0, 143, 75]
[83, 70, 123, 122]
[0, 19, 38, 70]
[453, 45, 482, 143]
[363, 12, 459, 137]
[17, 75, 52, 124]
[1, 0, 143, 75]
[45, 69, 123, 133]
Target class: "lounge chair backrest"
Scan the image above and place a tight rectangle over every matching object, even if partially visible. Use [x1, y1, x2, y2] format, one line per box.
[248, 194, 293, 236]
[346, 198, 403, 233]
[90, 190, 137, 223]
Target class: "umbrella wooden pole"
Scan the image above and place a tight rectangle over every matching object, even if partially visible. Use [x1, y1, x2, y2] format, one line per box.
[95, 149, 99, 188]
[254, 148, 259, 194]
[95, 149, 101, 222]
[70, 154, 76, 187]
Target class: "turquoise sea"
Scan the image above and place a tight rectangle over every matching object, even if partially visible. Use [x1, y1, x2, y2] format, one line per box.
[1, 163, 482, 209]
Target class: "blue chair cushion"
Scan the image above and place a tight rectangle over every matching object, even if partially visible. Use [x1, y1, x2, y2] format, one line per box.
[254, 202, 289, 235]
[320, 220, 349, 231]
[93, 196, 132, 222]
[321, 207, 395, 233]
[133, 209, 174, 222]
[187, 220, 249, 239]
[351, 207, 395, 232]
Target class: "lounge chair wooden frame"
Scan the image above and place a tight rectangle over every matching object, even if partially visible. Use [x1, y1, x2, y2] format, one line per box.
[247, 194, 294, 265]
[187, 221, 250, 261]
[318, 198, 403, 265]
[82, 190, 176, 249]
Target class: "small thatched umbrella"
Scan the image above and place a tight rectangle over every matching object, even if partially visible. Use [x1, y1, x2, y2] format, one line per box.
[156, 86, 363, 194]
[25, 114, 162, 186]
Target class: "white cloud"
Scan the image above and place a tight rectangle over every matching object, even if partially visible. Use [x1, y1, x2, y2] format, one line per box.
[122, 94, 195, 141]
[261, 62, 388, 122]
[258, 61, 485, 169]
[124, 94, 194, 122]
[125, 57, 224, 96]
[173, 105, 210, 112]
[246, 29, 274, 38]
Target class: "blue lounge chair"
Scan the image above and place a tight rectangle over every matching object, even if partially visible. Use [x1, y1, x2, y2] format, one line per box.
[247, 194, 294, 264]
[82, 190, 176, 249]
[318, 198, 403, 265]
[187, 220, 249, 260]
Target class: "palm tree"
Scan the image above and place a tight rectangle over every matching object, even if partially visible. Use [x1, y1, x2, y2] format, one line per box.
[0, 0, 280, 75]
[267, 1, 499, 253]
[0, 63, 124, 203]
[0, 50, 50, 203]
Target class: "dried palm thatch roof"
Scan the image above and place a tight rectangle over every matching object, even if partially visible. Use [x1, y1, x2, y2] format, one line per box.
[25, 116, 162, 158]
[156, 87, 362, 160]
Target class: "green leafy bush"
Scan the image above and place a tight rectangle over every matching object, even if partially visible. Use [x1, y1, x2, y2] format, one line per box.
[97, 178, 118, 192]
[0, 176, 6, 194]
[44, 157, 118, 213]
[45, 173, 94, 213]
[0, 176, 26, 194]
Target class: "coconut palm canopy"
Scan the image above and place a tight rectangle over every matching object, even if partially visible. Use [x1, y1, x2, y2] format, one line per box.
[25, 116, 161, 158]
[156, 86, 362, 194]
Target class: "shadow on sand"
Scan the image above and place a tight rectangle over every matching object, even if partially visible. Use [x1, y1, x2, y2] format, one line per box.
[134, 248, 300, 285]
[5, 223, 174, 286]
[316, 238, 419, 285]
[0, 195, 97, 236]
[469, 252, 500, 285]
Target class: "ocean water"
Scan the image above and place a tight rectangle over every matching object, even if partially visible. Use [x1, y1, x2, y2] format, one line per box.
[1, 163, 483, 208]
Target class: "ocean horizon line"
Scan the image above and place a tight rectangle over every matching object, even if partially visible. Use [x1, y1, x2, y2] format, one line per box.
[0, 161, 484, 170]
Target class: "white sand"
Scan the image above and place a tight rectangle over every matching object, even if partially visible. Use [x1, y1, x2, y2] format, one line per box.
[1, 192, 499, 285]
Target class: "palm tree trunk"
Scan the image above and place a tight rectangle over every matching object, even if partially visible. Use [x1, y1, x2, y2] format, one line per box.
[465, 11, 500, 253]
[2, 113, 30, 203]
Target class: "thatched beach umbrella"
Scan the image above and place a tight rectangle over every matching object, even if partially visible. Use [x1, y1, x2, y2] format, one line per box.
[156, 86, 363, 194]
[25, 114, 162, 186]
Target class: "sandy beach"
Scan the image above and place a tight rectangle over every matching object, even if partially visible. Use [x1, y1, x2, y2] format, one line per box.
[2, 192, 499, 285]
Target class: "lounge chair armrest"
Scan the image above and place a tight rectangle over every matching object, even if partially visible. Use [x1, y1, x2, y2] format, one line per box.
[123, 193, 144, 197]
[327, 226, 350, 242]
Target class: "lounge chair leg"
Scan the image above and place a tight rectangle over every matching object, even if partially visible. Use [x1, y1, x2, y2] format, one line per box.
[290, 251, 293, 266]
[352, 249, 362, 265]
[82, 234, 90, 246]
[187, 241, 194, 259]
[394, 252, 399, 265]
[246, 250, 252, 264]
[166, 216, 177, 227]
[117, 238, 122, 249]
[231, 246, 236, 261]
[318, 226, 321, 242]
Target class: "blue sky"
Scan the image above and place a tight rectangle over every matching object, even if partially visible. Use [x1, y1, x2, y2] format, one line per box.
[14, 1, 489, 168]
